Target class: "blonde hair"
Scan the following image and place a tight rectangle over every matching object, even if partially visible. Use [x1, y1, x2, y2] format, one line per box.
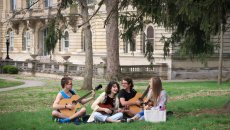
[150, 77, 162, 106]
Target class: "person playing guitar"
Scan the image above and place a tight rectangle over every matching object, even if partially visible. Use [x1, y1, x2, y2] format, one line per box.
[87, 81, 124, 123]
[118, 77, 142, 118]
[126, 77, 168, 122]
[52, 76, 95, 124]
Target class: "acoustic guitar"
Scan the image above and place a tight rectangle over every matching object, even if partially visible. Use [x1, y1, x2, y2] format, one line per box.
[127, 85, 150, 115]
[60, 84, 102, 117]
[98, 103, 115, 114]
[98, 103, 127, 114]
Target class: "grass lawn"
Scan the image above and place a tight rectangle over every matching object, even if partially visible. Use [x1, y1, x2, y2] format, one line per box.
[0, 79, 24, 88]
[0, 77, 229, 130]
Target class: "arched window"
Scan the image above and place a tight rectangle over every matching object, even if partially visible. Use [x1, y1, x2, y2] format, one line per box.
[147, 26, 154, 44]
[143, 25, 154, 53]
[22, 30, 31, 51]
[124, 32, 136, 53]
[62, 31, 69, 52]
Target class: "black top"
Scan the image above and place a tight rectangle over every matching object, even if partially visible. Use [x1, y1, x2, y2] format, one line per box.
[103, 95, 115, 108]
[118, 89, 137, 108]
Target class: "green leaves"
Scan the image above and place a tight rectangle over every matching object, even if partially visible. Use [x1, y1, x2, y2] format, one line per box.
[45, 19, 58, 55]
[119, 0, 230, 63]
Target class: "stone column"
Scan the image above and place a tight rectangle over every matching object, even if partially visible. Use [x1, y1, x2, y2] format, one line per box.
[30, 54, 38, 76]
[97, 62, 106, 78]
[159, 63, 168, 80]
[62, 56, 71, 76]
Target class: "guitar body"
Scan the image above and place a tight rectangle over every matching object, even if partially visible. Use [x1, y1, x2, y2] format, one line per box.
[98, 103, 115, 114]
[58, 84, 103, 117]
[98, 103, 113, 109]
[59, 95, 81, 117]
[128, 93, 146, 115]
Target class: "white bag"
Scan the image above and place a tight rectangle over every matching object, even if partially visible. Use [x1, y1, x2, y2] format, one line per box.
[144, 109, 166, 122]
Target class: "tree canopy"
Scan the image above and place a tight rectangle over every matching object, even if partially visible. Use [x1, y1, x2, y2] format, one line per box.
[119, 0, 230, 61]
[45, 19, 58, 56]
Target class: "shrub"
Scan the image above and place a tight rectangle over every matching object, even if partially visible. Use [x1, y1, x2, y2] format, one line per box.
[2, 65, 19, 74]
[8, 66, 19, 74]
[2, 66, 8, 73]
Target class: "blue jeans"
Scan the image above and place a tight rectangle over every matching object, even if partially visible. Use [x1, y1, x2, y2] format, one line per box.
[136, 110, 145, 120]
[94, 112, 123, 122]
[138, 111, 144, 117]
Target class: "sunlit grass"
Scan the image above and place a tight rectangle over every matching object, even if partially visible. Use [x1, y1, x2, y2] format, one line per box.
[0, 79, 24, 88]
[0, 77, 229, 130]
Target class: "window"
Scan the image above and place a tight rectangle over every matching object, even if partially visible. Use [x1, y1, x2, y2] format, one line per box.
[10, 0, 16, 11]
[44, 0, 52, 8]
[22, 31, 31, 51]
[147, 26, 154, 45]
[9, 31, 14, 51]
[87, 0, 95, 5]
[27, 0, 36, 9]
[62, 31, 69, 52]
[143, 25, 154, 53]
[81, 30, 86, 52]
[42, 28, 49, 56]
[124, 32, 136, 53]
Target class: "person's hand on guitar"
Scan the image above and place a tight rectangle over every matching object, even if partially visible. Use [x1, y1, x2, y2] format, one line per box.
[103, 108, 113, 114]
[135, 100, 142, 106]
[116, 107, 129, 113]
[144, 105, 152, 110]
[65, 104, 75, 110]
[91, 90, 96, 99]
[144, 101, 154, 110]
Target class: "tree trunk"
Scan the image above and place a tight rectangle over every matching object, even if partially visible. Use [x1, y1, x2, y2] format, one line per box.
[218, 23, 223, 85]
[105, 0, 120, 81]
[79, 0, 93, 90]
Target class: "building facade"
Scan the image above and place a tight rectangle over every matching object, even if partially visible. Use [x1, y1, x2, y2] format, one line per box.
[0, 0, 171, 64]
[0, 0, 229, 80]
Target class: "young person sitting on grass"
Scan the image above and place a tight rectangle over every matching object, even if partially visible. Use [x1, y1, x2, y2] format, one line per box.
[52, 76, 95, 124]
[127, 76, 168, 122]
[87, 81, 125, 123]
[118, 77, 142, 118]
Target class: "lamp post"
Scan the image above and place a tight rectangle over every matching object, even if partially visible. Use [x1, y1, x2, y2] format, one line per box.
[5, 34, 10, 60]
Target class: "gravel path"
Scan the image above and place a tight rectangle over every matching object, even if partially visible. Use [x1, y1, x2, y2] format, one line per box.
[0, 75, 45, 92]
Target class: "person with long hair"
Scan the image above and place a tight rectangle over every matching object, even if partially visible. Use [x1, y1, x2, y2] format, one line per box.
[127, 76, 168, 122]
[87, 81, 124, 123]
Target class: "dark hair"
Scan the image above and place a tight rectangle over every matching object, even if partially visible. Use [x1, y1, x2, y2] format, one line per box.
[105, 81, 120, 94]
[61, 76, 72, 88]
[122, 77, 134, 89]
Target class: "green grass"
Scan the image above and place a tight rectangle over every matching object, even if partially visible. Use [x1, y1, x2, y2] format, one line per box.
[0, 77, 229, 130]
[0, 79, 24, 88]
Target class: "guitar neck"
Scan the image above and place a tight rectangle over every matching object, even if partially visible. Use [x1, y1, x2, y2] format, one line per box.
[73, 91, 92, 104]
[72, 84, 102, 105]
[140, 85, 150, 100]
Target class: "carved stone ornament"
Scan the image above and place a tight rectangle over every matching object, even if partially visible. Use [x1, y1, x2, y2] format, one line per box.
[68, 15, 77, 33]
[10, 21, 20, 34]
[27, 20, 36, 29]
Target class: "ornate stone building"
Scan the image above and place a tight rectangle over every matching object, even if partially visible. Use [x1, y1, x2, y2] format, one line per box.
[0, 0, 229, 80]
[0, 0, 171, 64]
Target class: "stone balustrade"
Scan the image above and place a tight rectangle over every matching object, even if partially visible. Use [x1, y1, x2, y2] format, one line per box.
[0, 60, 168, 79]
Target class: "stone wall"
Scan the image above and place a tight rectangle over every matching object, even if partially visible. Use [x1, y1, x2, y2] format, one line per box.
[0, 60, 168, 80]
[171, 55, 230, 81]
